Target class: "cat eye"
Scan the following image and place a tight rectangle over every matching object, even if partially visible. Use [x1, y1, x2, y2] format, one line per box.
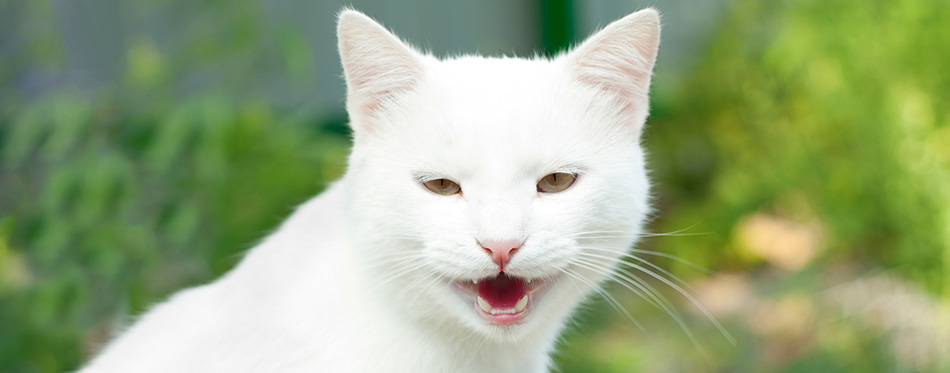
[537, 173, 576, 193]
[423, 179, 462, 195]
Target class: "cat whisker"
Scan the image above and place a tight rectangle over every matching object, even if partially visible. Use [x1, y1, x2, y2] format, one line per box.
[568, 257, 665, 312]
[583, 246, 716, 276]
[638, 223, 708, 238]
[400, 272, 443, 299]
[570, 257, 693, 335]
[571, 232, 711, 239]
[627, 249, 716, 275]
[571, 256, 712, 360]
[365, 254, 431, 272]
[577, 250, 700, 293]
[556, 230, 635, 239]
[370, 261, 433, 293]
[579, 251, 736, 347]
[559, 267, 649, 338]
[367, 250, 430, 260]
[366, 247, 434, 261]
[637, 231, 712, 238]
[560, 223, 708, 239]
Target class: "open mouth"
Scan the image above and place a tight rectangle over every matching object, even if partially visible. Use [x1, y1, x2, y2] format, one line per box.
[455, 273, 551, 325]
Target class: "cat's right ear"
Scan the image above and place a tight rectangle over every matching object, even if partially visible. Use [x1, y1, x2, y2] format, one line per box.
[337, 10, 424, 134]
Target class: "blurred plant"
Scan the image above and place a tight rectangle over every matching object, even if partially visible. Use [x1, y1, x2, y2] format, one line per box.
[1, 0, 350, 371]
[0, 91, 349, 371]
[647, 0, 950, 294]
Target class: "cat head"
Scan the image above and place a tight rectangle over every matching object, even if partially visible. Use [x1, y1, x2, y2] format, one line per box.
[338, 9, 660, 342]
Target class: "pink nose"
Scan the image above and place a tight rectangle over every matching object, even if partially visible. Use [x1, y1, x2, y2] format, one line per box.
[481, 240, 521, 271]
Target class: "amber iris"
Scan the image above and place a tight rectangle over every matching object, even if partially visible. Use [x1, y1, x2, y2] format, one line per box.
[423, 179, 462, 195]
[537, 173, 576, 193]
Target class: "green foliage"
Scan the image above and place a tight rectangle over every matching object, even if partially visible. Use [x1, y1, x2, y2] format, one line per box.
[0, 91, 348, 372]
[1, 1, 350, 370]
[648, 0, 950, 293]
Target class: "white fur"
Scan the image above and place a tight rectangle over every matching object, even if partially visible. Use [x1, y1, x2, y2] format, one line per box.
[81, 8, 660, 372]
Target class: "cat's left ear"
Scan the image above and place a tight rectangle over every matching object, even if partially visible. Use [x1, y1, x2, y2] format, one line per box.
[338, 9, 424, 134]
[566, 8, 660, 123]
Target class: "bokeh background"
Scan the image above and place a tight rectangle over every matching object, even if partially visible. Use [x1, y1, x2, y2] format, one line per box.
[1, 0, 948, 371]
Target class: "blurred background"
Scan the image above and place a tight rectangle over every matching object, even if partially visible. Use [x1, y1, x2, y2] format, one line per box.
[1, 0, 948, 371]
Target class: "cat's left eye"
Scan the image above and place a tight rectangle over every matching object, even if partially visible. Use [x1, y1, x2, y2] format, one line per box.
[423, 178, 462, 195]
[537, 173, 576, 193]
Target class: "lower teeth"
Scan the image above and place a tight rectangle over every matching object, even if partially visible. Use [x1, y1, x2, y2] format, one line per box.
[476, 295, 529, 315]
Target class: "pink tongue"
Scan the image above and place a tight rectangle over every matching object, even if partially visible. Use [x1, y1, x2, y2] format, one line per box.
[477, 273, 525, 308]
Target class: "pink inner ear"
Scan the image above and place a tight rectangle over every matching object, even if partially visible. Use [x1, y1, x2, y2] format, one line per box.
[355, 88, 398, 120]
[346, 56, 422, 121]
[568, 10, 660, 117]
[572, 62, 652, 118]
[338, 10, 423, 131]
[572, 42, 656, 110]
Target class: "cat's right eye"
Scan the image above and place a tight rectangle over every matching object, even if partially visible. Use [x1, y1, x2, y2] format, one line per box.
[423, 179, 462, 196]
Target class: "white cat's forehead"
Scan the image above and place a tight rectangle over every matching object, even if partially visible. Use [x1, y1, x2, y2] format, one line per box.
[422, 57, 564, 117]
[411, 57, 584, 141]
[366, 55, 635, 183]
[401, 59, 568, 165]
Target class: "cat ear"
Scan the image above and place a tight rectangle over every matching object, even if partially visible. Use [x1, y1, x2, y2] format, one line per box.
[337, 10, 424, 132]
[566, 8, 660, 120]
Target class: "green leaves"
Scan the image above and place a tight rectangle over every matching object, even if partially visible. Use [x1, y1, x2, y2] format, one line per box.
[0, 89, 349, 371]
[649, 0, 950, 292]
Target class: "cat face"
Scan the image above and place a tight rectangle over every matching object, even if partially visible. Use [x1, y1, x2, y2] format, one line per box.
[339, 9, 659, 341]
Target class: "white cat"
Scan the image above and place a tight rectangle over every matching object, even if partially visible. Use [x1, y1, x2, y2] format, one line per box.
[82, 8, 660, 372]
